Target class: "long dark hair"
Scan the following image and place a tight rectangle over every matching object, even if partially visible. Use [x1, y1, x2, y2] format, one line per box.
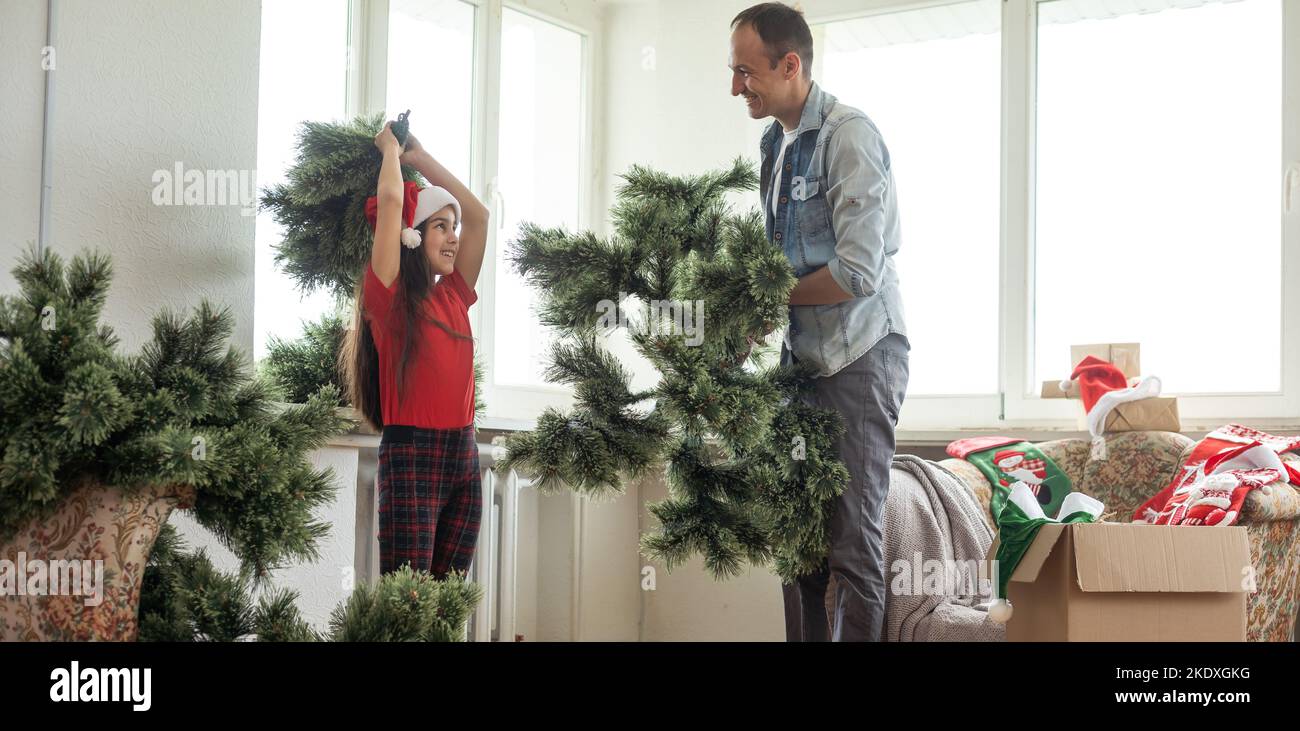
[341, 219, 473, 430]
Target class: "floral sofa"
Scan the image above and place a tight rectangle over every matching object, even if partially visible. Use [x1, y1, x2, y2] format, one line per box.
[937, 430, 1300, 642]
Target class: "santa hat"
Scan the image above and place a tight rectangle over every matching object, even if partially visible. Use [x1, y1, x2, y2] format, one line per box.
[364, 181, 462, 249]
[1065, 355, 1161, 459]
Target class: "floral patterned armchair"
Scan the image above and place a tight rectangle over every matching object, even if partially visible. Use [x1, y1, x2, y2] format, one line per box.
[937, 430, 1300, 642]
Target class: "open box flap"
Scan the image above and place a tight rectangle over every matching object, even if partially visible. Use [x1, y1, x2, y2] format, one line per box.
[1070, 523, 1251, 593]
[987, 523, 1069, 584]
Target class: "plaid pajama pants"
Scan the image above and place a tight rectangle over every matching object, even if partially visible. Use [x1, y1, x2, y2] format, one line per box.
[377, 424, 482, 579]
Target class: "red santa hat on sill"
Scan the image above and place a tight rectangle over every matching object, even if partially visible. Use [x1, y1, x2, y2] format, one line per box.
[364, 181, 462, 249]
[1065, 355, 1162, 459]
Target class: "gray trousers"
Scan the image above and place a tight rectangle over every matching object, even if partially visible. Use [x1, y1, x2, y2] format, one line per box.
[781, 333, 909, 642]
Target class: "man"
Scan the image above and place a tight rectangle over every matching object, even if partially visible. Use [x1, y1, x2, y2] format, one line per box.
[729, 2, 909, 642]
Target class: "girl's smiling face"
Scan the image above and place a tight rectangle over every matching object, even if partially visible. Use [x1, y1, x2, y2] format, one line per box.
[420, 204, 460, 276]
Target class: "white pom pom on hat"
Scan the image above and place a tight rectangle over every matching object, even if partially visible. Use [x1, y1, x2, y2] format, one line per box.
[366, 181, 462, 250]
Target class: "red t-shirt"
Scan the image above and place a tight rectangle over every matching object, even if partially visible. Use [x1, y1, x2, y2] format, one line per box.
[363, 262, 477, 429]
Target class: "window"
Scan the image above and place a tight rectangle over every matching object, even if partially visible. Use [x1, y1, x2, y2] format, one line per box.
[1033, 0, 1283, 395]
[820, 0, 1002, 396]
[253, 0, 350, 362]
[493, 8, 586, 389]
[813, 0, 1297, 426]
[386, 0, 476, 184]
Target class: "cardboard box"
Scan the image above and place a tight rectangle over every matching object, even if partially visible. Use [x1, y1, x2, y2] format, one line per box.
[1070, 343, 1141, 379]
[991, 522, 1250, 641]
[1104, 397, 1181, 433]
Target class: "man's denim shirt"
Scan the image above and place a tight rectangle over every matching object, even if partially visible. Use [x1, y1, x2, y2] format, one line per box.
[762, 82, 907, 377]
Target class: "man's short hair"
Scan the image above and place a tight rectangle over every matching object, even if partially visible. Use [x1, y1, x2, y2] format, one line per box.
[731, 2, 814, 80]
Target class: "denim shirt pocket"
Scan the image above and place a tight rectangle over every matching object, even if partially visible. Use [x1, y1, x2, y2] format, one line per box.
[795, 177, 837, 273]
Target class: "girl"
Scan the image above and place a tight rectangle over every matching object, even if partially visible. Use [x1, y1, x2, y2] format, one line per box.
[341, 120, 489, 579]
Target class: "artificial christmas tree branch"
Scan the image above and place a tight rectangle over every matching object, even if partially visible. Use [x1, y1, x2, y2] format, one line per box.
[260, 111, 422, 298]
[0, 246, 352, 579]
[498, 160, 850, 582]
[261, 313, 349, 406]
[139, 524, 480, 642]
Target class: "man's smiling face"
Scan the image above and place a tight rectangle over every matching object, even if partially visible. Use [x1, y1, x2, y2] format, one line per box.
[729, 23, 787, 120]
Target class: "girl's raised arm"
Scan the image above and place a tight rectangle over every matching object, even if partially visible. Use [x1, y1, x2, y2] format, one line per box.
[400, 133, 489, 289]
[371, 122, 405, 287]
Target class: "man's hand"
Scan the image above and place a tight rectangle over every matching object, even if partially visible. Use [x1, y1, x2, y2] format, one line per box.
[789, 266, 854, 306]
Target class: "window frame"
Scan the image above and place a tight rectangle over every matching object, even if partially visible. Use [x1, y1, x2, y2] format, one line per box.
[807, 0, 1300, 429]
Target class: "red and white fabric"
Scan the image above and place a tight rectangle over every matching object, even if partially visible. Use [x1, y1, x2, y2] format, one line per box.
[1132, 424, 1300, 527]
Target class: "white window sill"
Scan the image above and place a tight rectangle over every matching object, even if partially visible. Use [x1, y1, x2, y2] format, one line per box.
[322, 407, 1300, 451]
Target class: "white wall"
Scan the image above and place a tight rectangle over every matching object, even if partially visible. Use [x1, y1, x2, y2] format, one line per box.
[596, 0, 770, 230]
[0, 0, 260, 355]
[533, 490, 578, 640]
[574, 488, 643, 640]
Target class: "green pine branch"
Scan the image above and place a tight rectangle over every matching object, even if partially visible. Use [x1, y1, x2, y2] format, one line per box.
[500, 161, 849, 583]
[139, 524, 481, 642]
[0, 246, 353, 579]
[262, 313, 349, 406]
[260, 113, 426, 297]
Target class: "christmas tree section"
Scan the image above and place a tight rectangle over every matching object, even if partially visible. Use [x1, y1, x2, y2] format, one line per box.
[259, 111, 420, 298]
[498, 160, 849, 583]
[139, 524, 480, 642]
[0, 248, 351, 640]
[262, 313, 350, 406]
[256, 110, 412, 403]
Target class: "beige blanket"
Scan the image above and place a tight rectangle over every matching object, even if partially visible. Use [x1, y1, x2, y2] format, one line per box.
[883, 455, 1005, 642]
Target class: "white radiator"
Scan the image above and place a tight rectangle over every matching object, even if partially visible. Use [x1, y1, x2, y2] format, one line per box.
[467, 444, 528, 642]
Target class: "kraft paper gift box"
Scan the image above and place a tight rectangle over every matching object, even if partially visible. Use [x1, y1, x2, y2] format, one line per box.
[1070, 342, 1141, 379]
[1103, 397, 1181, 433]
[1044, 343, 1140, 399]
[1040, 380, 1080, 399]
